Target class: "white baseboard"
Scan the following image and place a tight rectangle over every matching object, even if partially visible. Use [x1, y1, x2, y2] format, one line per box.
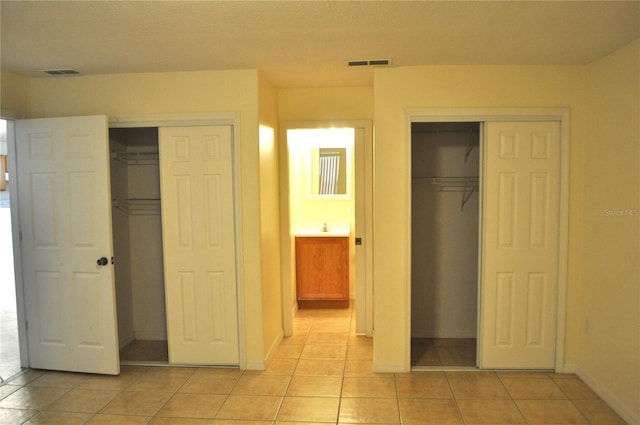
[558, 363, 577, 374]
[372, 361, 407, 373]
[244, 360, 266, 370]
[264, 330, 285, 368]
[576, 367, 639, 425]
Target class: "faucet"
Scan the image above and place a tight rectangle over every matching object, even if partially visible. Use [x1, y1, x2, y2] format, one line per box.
[321, 221, 329, 232]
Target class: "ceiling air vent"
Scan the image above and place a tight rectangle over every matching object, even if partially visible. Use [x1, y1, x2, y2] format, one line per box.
[42, 69, 80, 76]
[346, 59, 392, 67]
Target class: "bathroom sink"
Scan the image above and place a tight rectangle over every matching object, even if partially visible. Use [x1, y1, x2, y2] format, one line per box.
[296, 228, 350, 237]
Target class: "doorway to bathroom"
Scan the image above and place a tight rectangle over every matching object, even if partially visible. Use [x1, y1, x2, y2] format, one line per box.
[280, 121, 373, 338]
[410, 122, 480, 367]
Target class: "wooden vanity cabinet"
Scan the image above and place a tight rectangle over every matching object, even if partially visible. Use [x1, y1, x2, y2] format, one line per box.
[295, 236, 349, 308]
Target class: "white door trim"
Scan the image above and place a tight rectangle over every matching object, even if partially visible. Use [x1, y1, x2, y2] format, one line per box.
[108, 113, 247, 369]
[279, 120, 374, 337]
[405, 108, 570, 372]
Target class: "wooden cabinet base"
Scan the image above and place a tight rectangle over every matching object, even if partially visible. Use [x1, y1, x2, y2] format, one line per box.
[298, 299, 350, 309]
[295, 236, 349, 309]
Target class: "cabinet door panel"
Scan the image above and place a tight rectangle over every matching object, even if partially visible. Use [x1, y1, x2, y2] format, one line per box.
[296, 237, 349, 307]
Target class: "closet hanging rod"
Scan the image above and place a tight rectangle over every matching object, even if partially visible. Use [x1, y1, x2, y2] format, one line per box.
[111, 151, 159, 165]
[112, 198, 161, 215]
[412, 176, 479, 185]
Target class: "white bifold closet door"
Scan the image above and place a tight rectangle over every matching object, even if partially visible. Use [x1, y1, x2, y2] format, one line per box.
[481, 121, 561, 369]
[159, 126, 239, 365]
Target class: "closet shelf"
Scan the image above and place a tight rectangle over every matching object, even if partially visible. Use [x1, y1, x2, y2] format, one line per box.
[413, 176, 479, 211]
[113, 198, 161, 215]
[111, 151, 159, 165]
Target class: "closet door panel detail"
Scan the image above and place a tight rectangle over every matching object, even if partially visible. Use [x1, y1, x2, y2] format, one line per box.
[481, 121, 560, 369]
[160, 126, 239, 365]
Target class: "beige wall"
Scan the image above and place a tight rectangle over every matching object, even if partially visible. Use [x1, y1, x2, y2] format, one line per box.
[579, 39, 639, 422]
[258, 73, 284, 361]
[26, 69, 268, 368]
[373, 64, 588, 372]
[278, 87, 373, 121]
[0, 68, 30, 117]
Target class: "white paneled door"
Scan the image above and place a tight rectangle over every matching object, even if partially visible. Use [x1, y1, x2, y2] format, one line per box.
[17, 116, 119, 375]
[481, 121, 561, 369]
[159, 126, 239, 365]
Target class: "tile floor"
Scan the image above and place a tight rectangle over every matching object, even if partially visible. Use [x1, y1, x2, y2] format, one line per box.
[0, 304, 629, 424]
[120, 341, 169, 364]
[411, 338, 476, 367]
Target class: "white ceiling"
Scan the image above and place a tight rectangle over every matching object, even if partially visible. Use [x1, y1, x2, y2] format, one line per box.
[1, 1, 639, 88]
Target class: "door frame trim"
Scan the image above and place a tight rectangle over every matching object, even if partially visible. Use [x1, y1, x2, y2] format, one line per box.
[108, 112, 247, 368]
[405, 108, 570, 372]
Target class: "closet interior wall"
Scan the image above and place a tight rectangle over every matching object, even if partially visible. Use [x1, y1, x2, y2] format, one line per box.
[109, 127, 167, 349]
[411, 122, 479, 340]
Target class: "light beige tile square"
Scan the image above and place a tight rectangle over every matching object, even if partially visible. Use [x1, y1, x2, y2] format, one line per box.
[343, 360, 378, 377]
[395, 373, 453, 399]
[149, 418, 212, 425]
[28, 371, 88, 389]
[232, 375, 291, 396]
[553, 377, 599, 399]
[101, 391, 172, 416]
[45, 387, 119, 413]
[280, 334, 309, 346]
[447, 374, 510, 400]
[157, 393, 226, 419]
[346, 344, 373, 361]
[251, 358, 297, 376]
[338, 397, 400, 424]
[272, 344, 305, 359]
[311, 319, 351, 333]
[5, 370, 46, 386]
[516, 400, 590, 424]
[127, 372, 190, 392]
[22, 411, 92, 425]
[341, 376, 396, 398]
[501, 377, 567, 400]
[0, 407, 37, 424]
[398, 399, 462, 424]
[78, 366, 146, 390]
[179, 373, 240, 394]
[457, 399, 526, 424]
[277, 396, 340, 422]
[0, 386, 68, 410]
[286, 376, 343, 397]
[307, 332, 349, 345]
[573, 399, 627, 425]
[211, 420, 273, 425]
[0, 384, 20, 400]
[301, 344, 347, 360]
[85, 414, 152, 424]
[215, 395, 282, 421]
[295, 359, 345, 377]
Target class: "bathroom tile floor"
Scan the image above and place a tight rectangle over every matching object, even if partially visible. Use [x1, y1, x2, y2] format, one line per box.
[0, 304, 628, 424]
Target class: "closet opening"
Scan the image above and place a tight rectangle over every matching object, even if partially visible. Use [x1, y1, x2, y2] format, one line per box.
[109, 127, 168, 364]
[411, 122, 480, 368]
